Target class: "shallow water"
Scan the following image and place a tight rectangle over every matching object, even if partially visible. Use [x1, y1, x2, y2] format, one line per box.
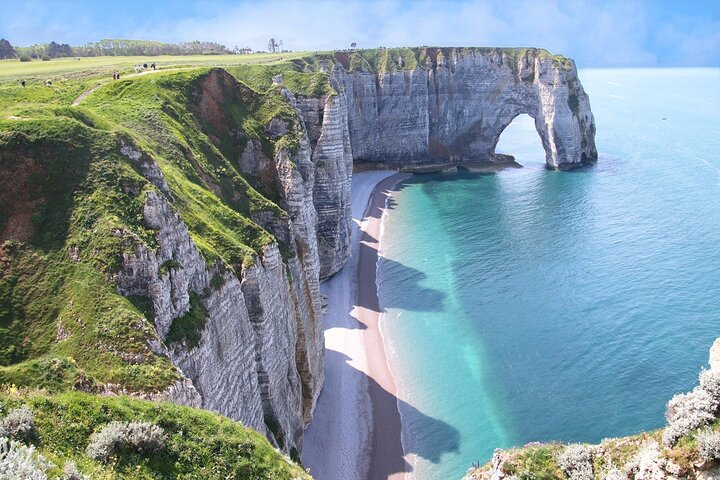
[376, 68, 720, 479]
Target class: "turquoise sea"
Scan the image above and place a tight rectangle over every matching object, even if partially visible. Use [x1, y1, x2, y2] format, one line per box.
[376, 68, 720, 479]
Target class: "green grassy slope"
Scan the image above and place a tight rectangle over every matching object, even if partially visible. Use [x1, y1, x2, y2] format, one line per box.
[0, 117, 177, 392]
[0, 65, 310, 392]
[1, 56, 318, 480]
[0, 388, 310, 479]
[0, 52, 312, 81]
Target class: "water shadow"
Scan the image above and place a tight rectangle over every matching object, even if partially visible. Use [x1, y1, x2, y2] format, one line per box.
[357, 231, 446, 313]
[360, 180, 412, 221]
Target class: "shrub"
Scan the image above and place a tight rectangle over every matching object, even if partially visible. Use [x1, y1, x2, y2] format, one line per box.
[700, 369, 720, 401]
[41, 55, 50, 61]
[602, 466, 626, 480]
[557, 444, 594, 480]
[697, 427, 720, 461]
[0, 437, 50, 479]
[19, 55, 31, 62]
[63, 460, 89, 480]
[663, 387, 717, 446]
[1, 405, 36, 442]
[625, 441, 667, 480]
[124, 421, 165, 453]
[86, 421, 125, 461]
[86, 420, 165, 462]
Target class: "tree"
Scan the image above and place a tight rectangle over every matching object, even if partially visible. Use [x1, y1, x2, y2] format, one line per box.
[47, 41, 72, 58]
[350, 42, 357, 49]
[267, 38, 282, 53]
[0, 38, 16, 59]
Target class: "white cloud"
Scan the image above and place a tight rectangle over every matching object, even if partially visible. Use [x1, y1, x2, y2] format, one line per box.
[3, 0, 718, 67]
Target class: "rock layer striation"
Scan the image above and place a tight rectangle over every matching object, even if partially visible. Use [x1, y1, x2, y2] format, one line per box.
[292, 47, 597, 277]
[113, 48, 597, 453]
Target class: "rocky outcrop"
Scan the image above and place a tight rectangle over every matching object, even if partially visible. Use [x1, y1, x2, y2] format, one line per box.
[331, 48, 597, 169]
[117, 189, 266, 435]
[296, 88, 354, 279]
[116, 119, 324, 454]
[291, 48, 597, 277]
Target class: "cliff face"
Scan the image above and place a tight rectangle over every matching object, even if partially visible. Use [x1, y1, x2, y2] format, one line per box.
[112, 70, 325, 454]
[296, 87, 354, 280]
[331, 48, 596, 169]
[290, 47, 597, 277]
[0, 48, 597, 458]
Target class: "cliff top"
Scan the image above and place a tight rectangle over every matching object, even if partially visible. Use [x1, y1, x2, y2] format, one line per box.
[0, 46, 575, 98]
[322, 46, 574, 74]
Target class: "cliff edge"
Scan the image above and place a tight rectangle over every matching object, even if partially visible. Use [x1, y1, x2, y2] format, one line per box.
[332, 47, 597, 170]
[0, 47, 597, 464]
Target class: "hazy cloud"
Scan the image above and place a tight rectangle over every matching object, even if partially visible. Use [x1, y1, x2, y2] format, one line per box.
[2, 0, 718, 67]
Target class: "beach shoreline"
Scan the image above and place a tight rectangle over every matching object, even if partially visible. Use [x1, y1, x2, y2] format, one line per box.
[302, 171, 410, 480]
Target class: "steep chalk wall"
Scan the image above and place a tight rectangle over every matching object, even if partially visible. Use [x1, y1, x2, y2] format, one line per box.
[296, 88, 354, 279]
[294, 48, 597, 278]
[112, 49, 597, 454]
[334, 48, 596, 169]
[115, 70, 325, 454]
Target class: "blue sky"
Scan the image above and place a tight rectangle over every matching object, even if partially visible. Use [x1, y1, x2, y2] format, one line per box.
[1, 0, 719, 67]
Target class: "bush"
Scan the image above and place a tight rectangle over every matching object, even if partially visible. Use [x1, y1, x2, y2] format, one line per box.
[63, 460, 89, 480]
[1, 405, 36, 442]
[86, 421, 164, 462]
[663, 387, 717, 446]
[41, 55, 50, 61]
[697, 428, 720, 461]
[19, 55, 31, 62]
[700, 369, 720, 401]
[602, 466, 626, 480]
[0, 437, 50, 479]
[124, 421, 164, 453]
[85, 421, 125, 461]
[557, 444, 594, 480]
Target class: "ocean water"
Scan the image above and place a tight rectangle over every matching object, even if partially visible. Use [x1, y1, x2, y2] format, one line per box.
[376, 68, 720, 479]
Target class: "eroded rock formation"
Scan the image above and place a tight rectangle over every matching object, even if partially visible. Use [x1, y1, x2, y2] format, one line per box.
[112, 49, 597, 454]
[333, 48, 597, 170]
[295, 47, 597, 278]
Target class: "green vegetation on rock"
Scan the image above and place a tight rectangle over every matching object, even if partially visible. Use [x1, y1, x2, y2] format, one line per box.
[326, 46, 575, 75]
[165, 293, 207, 349]
[0, 61, 306, 394]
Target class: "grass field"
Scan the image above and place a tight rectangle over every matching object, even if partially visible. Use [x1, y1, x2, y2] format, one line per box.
[0, 52, 314, 81]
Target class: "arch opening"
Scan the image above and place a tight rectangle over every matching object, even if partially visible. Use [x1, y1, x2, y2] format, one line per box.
[494, 114, 548, 167]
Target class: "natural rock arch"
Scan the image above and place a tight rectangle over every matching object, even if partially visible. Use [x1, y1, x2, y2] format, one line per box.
[335, 48, 597, 170]
[493, 113, 547, 163]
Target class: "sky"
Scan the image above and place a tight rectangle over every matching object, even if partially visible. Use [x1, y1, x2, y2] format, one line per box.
[1, 0, 719, 67]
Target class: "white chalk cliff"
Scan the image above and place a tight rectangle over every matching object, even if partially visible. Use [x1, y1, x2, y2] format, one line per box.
[113, 48, 597, 453]
[335, 48, 596, 169]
